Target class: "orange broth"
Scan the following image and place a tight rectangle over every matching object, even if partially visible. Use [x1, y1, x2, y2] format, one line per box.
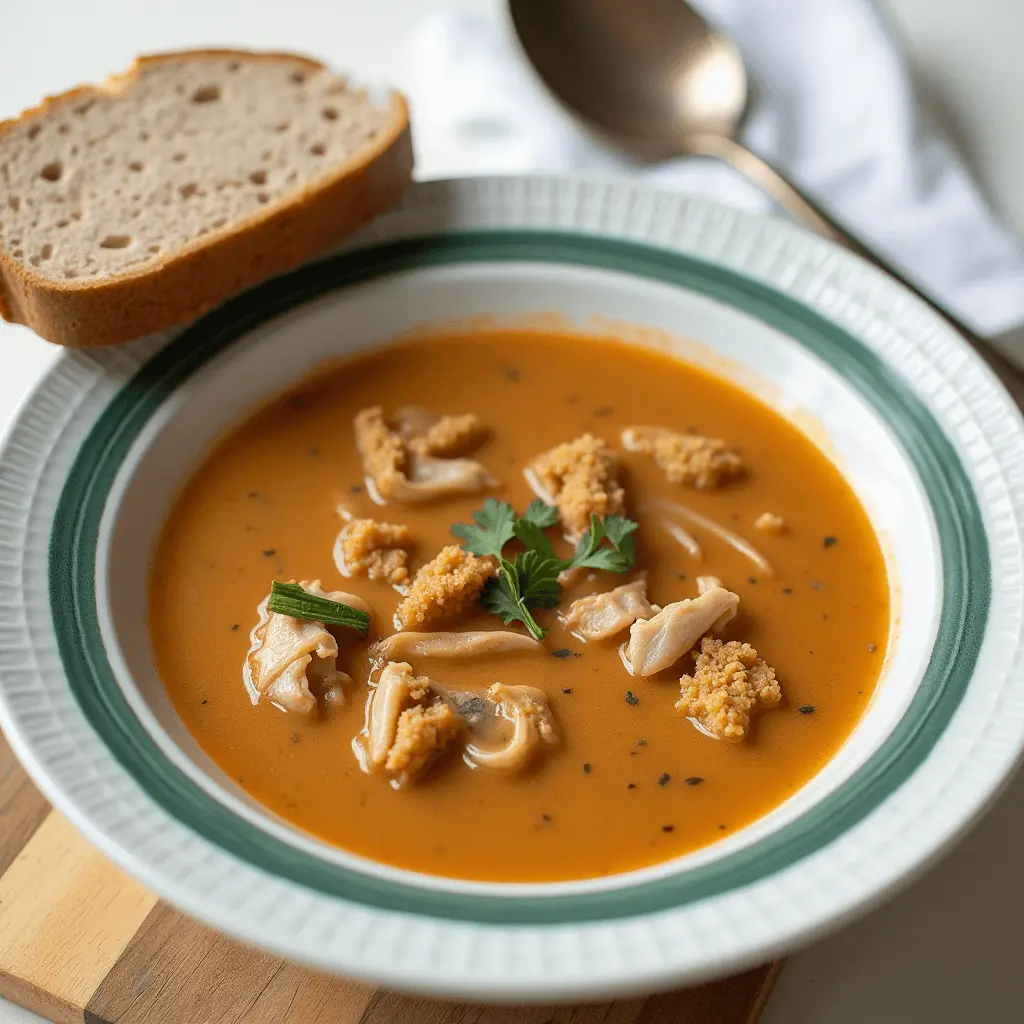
[149, 330, 888, 882]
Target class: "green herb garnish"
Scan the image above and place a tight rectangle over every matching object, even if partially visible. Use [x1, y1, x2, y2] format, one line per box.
[267, 581, 370, 636]
[512, 499, 561, 557]
[451, 497, 518, 558]
[565, 514, 638, 573]
[452, 499, 639, 641]
[481, 549, 563, 641]
[453, 499, 564, 641]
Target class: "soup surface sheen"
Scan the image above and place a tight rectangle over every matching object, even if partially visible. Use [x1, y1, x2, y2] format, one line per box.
[149, 330, 889, 882]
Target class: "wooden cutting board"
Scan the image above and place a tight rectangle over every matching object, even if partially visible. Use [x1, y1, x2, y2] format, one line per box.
[0, 732, 779, 1024]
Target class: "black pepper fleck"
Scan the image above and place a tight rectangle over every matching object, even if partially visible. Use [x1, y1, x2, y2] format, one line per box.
[561, 687, 573, 695]
[684, 776, 704, 786]
[782, 587, 794, 595]
[552, 648, 572, 659]
[231, 624, 240, 632]
[824, 536, 838, 548]
[350, 484, 364, 494]
[662, 825, 675, 833]
[583, 763, 592, 774]
[718, 824, 726, 830]
[798, 705, 816, 714]
[627, 783, 637, 790]
[677, 572, 687, 581]
[625, 690, 640, 706]
[867, 643, 878, 653]
[657, 772, 671, 786]
[636, 738, 647, 746]
[262, 549, 277, 557]
[290, 732, 300, 744]
[309, 446, 320, 457]
[502, 365, 521, 382]
[247, 490, 260, 499]
[200, 698, 207, 705]
[541, 813, 552, 822]
[747, 576, 758, 585]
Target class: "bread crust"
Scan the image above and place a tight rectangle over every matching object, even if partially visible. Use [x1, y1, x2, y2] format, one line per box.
[0, 49, 414, 348]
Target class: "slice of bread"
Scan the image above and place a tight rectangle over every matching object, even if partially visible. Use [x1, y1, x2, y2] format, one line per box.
[0, 50, 413, 348]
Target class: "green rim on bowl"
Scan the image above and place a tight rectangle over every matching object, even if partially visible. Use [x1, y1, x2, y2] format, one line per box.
[50, 231, 988, 924]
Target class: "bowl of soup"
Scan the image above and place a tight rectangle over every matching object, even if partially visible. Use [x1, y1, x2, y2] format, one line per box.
[2, 176, 1023, 1001]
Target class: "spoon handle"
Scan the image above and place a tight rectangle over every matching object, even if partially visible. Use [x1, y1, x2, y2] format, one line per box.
[685, 133, 983, 345]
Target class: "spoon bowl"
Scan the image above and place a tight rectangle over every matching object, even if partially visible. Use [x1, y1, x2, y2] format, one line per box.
[509, 0, 747, 155]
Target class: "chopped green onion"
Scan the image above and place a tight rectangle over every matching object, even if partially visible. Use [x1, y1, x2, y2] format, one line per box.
[267, 581, 369, 635]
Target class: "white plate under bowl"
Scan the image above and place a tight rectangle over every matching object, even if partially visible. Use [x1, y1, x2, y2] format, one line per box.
[0, 177, 1022, 1002]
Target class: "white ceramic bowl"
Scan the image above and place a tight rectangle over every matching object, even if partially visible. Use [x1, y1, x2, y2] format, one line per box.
[1, 176, 1023, 1002]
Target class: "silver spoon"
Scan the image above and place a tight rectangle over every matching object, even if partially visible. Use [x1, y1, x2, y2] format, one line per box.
[508, 0, 982, 344]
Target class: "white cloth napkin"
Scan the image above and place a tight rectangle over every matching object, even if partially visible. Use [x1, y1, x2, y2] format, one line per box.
[407, 1, 1024, 338]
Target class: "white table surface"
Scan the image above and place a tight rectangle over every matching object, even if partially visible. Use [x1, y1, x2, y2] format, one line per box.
[2, 2, 1022, 1021]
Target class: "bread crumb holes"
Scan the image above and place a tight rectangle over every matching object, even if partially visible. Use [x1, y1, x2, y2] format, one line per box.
[192, 85, 221, 104]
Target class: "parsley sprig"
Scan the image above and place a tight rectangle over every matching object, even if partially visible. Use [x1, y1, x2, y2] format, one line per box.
[451, 499, 638, 640]
[570, 513, 638, 573]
